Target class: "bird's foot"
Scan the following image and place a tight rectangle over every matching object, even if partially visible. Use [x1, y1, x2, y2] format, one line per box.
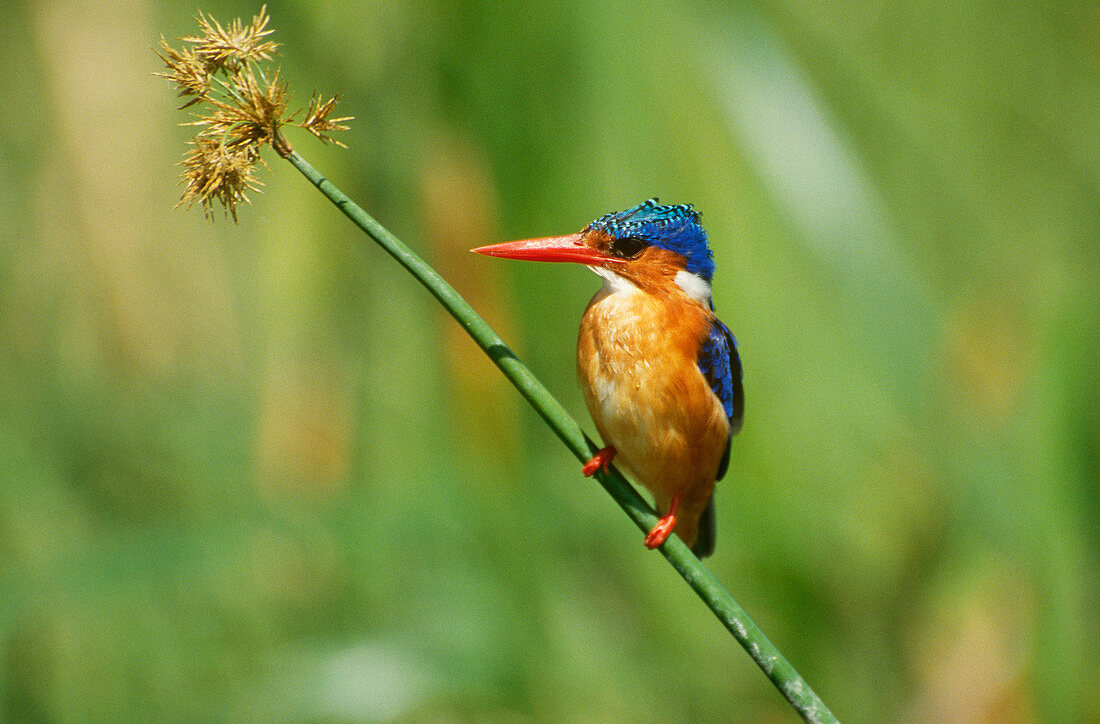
[643, 496, 681, 549]
[581, 446, 616, 476]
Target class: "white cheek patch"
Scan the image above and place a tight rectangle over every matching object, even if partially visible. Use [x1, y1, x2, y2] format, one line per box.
[590, 266, 638, 297]
[674, 270, 712, 305]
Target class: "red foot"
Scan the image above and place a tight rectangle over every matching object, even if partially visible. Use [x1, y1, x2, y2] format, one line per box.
[644, 496, 681, 549]
[581, 446, 616, 477]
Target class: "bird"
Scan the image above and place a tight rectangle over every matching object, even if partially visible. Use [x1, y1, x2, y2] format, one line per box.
[472, 199, 743, 558]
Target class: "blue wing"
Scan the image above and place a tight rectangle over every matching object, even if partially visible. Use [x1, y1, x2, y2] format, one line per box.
[697, 317, 744, 481]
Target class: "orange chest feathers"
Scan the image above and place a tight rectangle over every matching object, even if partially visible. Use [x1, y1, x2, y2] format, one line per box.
[575, 282, 731, 504]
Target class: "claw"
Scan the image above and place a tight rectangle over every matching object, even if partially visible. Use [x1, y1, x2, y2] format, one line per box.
[643, 495, 681, 549]
[581, 446, 616, 476]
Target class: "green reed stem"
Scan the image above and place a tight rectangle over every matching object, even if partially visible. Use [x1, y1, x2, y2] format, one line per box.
[278, 143, 838, 724]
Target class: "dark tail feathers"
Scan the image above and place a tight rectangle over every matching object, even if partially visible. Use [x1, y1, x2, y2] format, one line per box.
[692, 496, 716, 558]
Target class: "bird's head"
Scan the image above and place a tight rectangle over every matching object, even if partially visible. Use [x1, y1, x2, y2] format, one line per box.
[473, 199, 716, 303]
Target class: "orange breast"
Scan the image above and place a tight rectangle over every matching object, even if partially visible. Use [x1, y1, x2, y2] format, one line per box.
[576, 282, 730, 547]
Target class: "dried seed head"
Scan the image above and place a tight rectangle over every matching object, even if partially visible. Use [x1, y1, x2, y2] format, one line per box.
[158, 6, 349, 221]
[155, 37, 211, 107]
[185, 66, 289, 150]
[302, 93, 353, 147]
[183, 5, 279, 72]
[179, 137, 264, 221]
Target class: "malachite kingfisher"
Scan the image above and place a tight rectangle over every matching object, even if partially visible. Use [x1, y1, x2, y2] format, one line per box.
[473, 199, 744, 558]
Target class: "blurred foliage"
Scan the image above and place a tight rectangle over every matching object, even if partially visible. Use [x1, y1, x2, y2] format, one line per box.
[1, 0, 1097, 721]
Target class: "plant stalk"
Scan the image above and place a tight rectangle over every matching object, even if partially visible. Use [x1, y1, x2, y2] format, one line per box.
[278, 143, 838, 724]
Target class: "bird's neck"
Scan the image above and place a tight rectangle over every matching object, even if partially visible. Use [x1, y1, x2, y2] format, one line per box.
[589, 245, 713, 308]
[583, 266, 714, 366]
[589, 265, 712, 309]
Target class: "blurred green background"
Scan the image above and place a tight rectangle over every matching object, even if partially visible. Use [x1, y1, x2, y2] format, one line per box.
[1, 0, 1097, 721]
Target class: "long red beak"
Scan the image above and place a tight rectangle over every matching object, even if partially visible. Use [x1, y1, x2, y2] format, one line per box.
[471, 234, 624, 265]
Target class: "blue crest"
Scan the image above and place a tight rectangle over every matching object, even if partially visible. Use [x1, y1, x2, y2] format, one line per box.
[587, 198, 716, 281]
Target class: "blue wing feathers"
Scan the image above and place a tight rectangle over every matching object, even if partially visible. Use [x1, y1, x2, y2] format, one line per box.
[698, 318, 744, 431]
[698, 318, 744, 482]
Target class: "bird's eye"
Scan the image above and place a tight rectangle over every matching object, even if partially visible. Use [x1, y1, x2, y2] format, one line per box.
[610, 236, 647, 259]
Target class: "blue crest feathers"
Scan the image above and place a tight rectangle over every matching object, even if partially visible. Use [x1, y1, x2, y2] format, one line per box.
[587, 198, 716, 281]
